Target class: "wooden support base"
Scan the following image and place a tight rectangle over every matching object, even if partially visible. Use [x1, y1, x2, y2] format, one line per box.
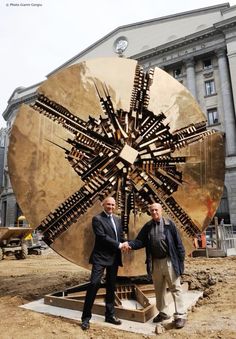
[44, 281, 157, 323]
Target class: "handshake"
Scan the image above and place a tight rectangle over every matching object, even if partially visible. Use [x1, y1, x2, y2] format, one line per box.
[120, 241, 132, 253]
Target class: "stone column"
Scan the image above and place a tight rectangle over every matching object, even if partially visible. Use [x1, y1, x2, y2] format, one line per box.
[185, 57, 197, 98]
[216, 48, 236, 156]
[226, 39, 236, 120]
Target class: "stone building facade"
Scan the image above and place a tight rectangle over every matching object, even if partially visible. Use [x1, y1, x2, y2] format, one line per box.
[0, 129, 6, 189]
[1, 3, 236, 226]
[0, 128, 7, 225]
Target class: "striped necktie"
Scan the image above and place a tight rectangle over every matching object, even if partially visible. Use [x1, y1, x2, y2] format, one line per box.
[108, 215, 118, 240]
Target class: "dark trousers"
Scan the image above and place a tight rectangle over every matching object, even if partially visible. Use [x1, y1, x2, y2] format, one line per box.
[81, 263, 119, 321]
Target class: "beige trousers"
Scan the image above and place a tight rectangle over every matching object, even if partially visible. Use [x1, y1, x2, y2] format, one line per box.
[152, 257, 186, 319]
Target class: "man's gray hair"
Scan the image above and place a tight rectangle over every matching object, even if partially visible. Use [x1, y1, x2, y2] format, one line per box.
[101, 196, 116, 206]
[148, 203, 162, 211]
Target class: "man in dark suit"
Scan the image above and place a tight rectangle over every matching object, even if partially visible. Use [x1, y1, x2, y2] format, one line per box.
[81, 196, 125, 330]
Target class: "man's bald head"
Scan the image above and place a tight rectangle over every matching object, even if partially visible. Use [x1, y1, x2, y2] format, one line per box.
[149, 203, 163, 221]
[102, 197, 116, 215]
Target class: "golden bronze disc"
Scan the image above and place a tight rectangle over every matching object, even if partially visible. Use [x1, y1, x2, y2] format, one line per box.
[8, 57, 225, 276]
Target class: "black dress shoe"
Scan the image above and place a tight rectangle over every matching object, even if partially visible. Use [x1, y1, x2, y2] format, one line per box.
[174, 318, 186, 329]
[105, 316, 122, 325]
[153, 312, 170, 323]
[81, 320, 90, 330]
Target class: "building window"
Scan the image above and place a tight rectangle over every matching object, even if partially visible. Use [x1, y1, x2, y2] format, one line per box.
[3, 171, 8, 189]
[215, 186, 230, 224]
[173, 68, 182, 78]
[15, 203, 23, 221]
[203, 58, 212, 69]
[2, 201, 7, 226]
[205, 80, 216, 96]
[207, 108, 219, 125]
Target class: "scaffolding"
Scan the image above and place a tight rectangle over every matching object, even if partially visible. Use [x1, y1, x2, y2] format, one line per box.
[192, 217, 236, 257]
[217, 223, 236, 256]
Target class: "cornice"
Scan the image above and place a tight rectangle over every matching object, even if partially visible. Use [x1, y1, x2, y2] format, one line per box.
[214, 16, 236, 30]
[3, 92, 37, 121]
[7, 81, 42, 103]
[133, 27, 224, 61]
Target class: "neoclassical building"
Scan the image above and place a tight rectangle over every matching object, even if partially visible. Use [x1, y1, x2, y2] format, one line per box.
[1, 3, 236, 227]
[0, 128, 6, 224]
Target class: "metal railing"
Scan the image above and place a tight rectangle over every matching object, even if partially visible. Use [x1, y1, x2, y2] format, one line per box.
[206, 221, 236, 256]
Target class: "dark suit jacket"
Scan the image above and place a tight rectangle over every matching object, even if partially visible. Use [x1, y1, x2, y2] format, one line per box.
[89, 211, 123, 267]
[129, 218, 185, 277]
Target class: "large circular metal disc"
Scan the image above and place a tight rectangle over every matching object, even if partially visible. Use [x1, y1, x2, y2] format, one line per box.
[8, 57, 225, 276]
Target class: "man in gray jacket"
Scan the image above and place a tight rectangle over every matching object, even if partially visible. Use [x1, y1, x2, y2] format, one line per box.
[126, 202, 187, 329]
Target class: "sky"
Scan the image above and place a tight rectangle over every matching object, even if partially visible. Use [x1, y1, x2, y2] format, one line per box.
[1, 0, 236, 128]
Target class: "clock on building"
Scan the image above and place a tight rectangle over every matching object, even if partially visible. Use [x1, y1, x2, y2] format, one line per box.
[113, 36, 128, 55]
